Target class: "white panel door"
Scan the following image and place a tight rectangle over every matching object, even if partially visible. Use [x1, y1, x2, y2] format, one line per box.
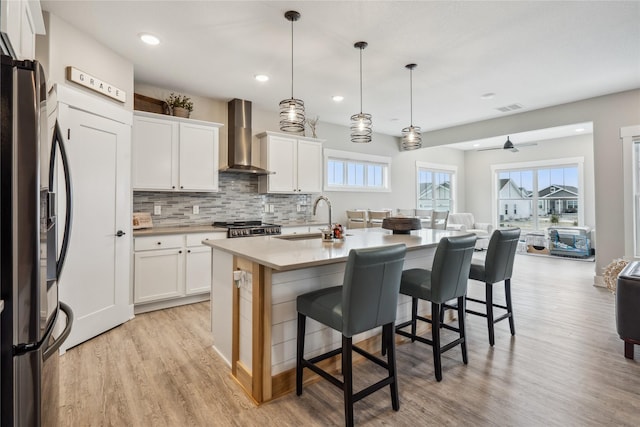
[179, 122, 219, 191]
[57, 104, 132, 352]
[296, 140, 323, 193]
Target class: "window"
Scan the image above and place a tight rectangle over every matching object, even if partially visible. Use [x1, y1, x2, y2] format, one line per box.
[416, 162, 456, 211]
[493, 158, 584, 231]
[325, 149, 390, 192]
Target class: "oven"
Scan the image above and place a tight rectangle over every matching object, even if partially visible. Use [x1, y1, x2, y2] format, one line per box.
[213, 221, 281, 238]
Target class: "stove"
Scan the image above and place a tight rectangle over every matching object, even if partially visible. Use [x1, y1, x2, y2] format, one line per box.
[213, 220, 282, 238]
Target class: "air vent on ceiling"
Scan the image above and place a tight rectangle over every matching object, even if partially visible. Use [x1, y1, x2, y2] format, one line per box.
[496, 103, 524, 113]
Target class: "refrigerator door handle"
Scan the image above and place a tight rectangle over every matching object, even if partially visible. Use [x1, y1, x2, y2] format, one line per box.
[42, 302, 74, 361]
[14, 301, 60, 356]
[49, 120, 73, 279]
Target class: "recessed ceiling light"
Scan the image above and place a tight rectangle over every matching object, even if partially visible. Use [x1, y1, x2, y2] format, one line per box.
[255, 74, 269, 82]
[332, 95, 344, 102]
[480, 92, 496, 100]
[139, 33, 160, 45]
[575, 127, 585, 132]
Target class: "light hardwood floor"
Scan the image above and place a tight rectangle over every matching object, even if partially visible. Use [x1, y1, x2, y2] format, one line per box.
[58, 253, 640, 426]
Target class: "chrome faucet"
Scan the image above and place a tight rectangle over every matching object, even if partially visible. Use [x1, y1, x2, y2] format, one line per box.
[312, 195, 332, 233]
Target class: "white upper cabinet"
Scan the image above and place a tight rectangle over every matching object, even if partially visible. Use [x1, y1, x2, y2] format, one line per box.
[257, 131, 323, 194]
[1, 0, 44, 60]
[132, 111, 222, 192]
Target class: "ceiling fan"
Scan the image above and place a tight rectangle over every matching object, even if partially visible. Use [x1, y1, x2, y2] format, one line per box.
[477, 136, 537, 152]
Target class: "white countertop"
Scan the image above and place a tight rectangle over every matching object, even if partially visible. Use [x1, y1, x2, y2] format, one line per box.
[203, 228, 470, 271]
[133, 225, 227, 237]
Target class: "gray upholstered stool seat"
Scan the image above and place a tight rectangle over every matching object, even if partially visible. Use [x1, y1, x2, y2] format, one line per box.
[395, 234, 477, 382]
[464, 228, 520, 346]
[296, 244, 406, 427]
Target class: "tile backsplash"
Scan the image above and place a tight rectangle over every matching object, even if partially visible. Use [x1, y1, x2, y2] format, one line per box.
[133, 173, 313, 226]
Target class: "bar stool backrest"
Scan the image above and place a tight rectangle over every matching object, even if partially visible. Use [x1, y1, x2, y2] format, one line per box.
[484, 228, 521, 283]
[342, 244, 407, 337]
[430, 235, 477, 303]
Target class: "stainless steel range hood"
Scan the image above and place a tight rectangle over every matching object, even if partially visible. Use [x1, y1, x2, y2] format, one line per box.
[220, 98, 272, 175]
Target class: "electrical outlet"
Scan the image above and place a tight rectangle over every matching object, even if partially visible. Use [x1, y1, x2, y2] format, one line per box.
[154, 205, 161, 215]
[269, 204, 275, 213]
[297, 204, 301, 212]
[193, 205, 199, 215]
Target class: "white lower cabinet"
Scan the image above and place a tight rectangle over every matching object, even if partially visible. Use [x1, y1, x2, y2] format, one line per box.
[134, 232, 225, 307]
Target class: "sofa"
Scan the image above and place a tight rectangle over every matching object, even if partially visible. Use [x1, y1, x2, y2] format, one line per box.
[616, 261, 640, 359]
[447, 213, 494, 250]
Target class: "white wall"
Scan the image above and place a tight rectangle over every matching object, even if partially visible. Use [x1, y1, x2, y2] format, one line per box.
[37, 12, 134, 110]
[464, 133, 595, 227]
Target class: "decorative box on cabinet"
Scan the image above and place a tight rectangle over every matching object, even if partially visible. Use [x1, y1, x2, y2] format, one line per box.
[133, 231, 226, 313]
[257, 131, 323, 194]
[132, 111, 222, 192]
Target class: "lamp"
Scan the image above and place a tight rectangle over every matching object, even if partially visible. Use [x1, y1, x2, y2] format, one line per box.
[279, 10, 305, 133]
[401, 63, 422, 150]
[351, 41, 372, 143]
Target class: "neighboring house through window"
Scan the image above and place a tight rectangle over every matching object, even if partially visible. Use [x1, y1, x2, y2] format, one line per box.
[416, 161, 456, 211]
[492, 158, 584, 231]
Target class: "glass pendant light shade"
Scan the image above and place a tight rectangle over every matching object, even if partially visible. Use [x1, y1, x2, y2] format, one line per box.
[351, 41, 372, 143]
[279, 10, 305, 133]
[401, 63, 422, 150]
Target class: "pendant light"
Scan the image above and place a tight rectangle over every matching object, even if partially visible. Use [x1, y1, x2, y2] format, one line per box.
[279, 10, 305, 133]
[401, 63, 422, 150]
[351, 41, 372, 143]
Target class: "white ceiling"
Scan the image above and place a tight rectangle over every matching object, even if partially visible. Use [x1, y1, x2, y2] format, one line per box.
[41, 1, 640, 140]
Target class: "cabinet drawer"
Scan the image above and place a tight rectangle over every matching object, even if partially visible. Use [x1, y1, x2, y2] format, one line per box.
[186, 232, 226, 246]
[134, 235, 183, 251]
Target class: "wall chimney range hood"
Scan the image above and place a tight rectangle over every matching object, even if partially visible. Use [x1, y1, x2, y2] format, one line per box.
[220, 98, 272, 175]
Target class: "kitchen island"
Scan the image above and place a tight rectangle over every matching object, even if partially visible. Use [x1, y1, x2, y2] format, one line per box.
[203, 227, 468, 403]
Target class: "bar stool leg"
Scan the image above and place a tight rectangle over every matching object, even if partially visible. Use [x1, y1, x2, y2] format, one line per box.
[342, 335, 354, 427]
[432, 302, 443, 382]
[486, 284, 495, 346]
[384, 323, 400, 411]
[296, 313, 306, 396]
[457, 296, 468, 365]
[505, 278, 516, 336]
[411, 297, 418, 342]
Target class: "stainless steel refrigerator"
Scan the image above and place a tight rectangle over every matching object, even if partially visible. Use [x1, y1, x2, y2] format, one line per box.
[0, 55, 73, 426]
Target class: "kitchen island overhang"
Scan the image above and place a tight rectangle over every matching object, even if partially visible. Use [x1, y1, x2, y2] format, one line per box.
[204, 228, 471, 403]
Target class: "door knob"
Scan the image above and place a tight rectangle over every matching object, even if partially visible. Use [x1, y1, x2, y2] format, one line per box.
[115, 230, 126, 237]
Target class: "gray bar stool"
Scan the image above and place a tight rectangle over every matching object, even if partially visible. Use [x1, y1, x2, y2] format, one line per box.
[395, 234, 476, 381]
[464, 228, 520, 346]
[296, 244, 407, 427]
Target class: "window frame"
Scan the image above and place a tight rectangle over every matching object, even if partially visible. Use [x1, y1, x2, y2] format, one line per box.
[491, 157, 585, 230]
[415, 161, 457, 211]
[621, 125, 640, 259]
[324, 148, 391, 192]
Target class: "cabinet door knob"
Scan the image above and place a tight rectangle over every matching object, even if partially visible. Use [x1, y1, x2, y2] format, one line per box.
[178, 250, 182, 254]
[172, 186, 175, 189]
[157, 242, 162, 245]
[115, 230, 126, 237]
[187, 249, 191, 253]
[180, 186, 184, 189]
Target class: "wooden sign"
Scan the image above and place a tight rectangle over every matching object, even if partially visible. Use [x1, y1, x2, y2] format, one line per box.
[66, 66, 126, 103]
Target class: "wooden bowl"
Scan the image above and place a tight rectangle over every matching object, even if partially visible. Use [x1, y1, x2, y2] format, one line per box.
[382, 217, 422, 234]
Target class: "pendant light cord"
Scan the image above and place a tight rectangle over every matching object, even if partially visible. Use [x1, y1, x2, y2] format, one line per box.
[290, 18, 294, 99]
[409, 67, 413, 126]
[359, 47, 363, 114]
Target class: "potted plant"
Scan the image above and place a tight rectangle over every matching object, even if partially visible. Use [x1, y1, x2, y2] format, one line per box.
[165, 92, 193, 118]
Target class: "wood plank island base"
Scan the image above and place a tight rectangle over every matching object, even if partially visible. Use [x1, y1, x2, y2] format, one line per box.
[204, 228, 469, 403]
